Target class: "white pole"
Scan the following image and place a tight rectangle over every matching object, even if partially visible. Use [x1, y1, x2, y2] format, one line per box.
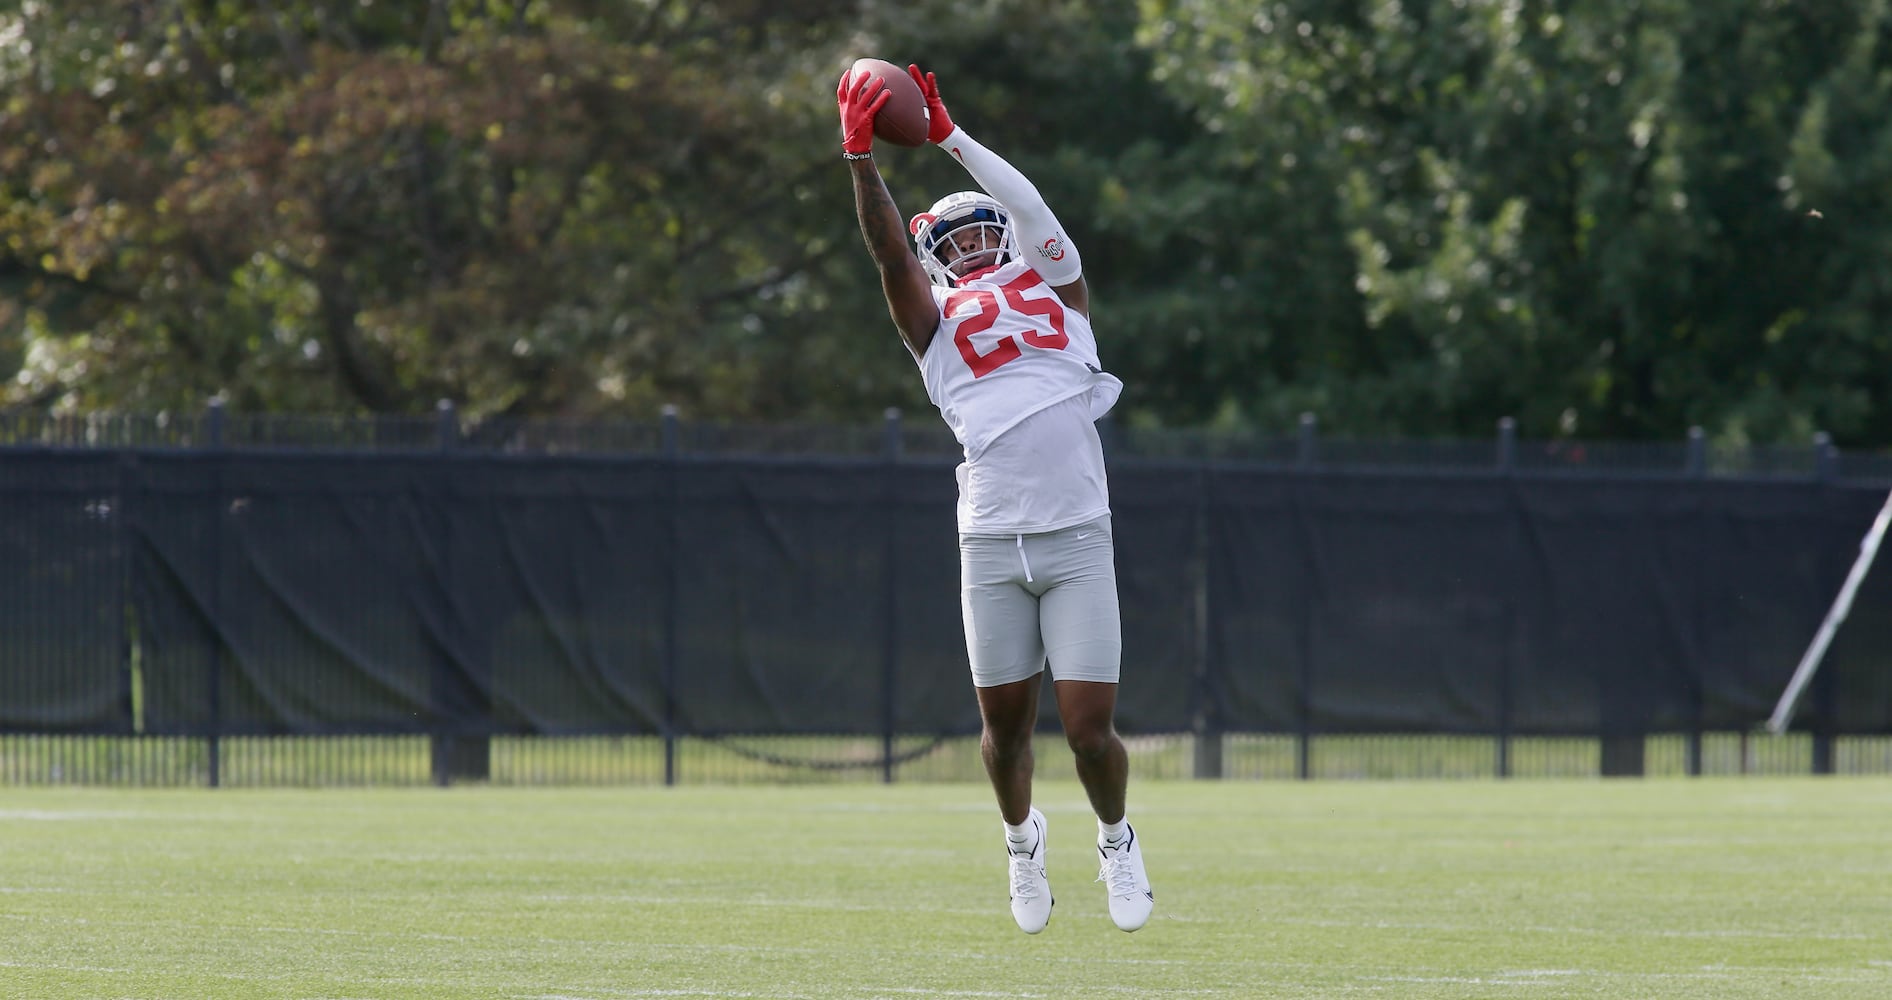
[1766, 488, 1892, 734]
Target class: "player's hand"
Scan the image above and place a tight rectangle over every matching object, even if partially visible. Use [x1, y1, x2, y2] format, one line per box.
[908, 64, 956, 144]
[836, 69, 891, 157]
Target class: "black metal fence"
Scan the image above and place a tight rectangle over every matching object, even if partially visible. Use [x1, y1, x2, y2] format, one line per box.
[3, 404, 1890, 786]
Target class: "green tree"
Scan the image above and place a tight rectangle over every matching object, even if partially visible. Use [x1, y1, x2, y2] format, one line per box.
[0, 0, 863, 418]
[1136, 0, 1892, 444]
[8, 0, 1892, 448]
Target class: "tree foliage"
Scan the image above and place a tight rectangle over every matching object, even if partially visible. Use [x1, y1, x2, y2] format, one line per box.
[1136, 0, 1892, 443]
[4, 0, 1892, 445]
[0, 0, 859, 417]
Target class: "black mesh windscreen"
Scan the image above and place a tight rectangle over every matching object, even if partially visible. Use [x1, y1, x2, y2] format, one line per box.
[1201, 473, 1884, 735]
[3, 449, 1887, 738]
[0, 453, 129, 732]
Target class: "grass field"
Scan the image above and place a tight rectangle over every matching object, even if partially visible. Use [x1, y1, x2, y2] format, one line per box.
[2, 779, 1888, 999]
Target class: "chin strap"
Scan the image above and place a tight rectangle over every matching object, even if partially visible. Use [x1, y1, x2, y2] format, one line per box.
[936, 127, 1082, 285]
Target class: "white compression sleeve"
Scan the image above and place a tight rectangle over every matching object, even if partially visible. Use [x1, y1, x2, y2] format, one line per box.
[938, 126, 1082, 285]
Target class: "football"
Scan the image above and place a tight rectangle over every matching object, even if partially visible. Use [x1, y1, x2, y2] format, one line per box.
[848, 57, 929, 147]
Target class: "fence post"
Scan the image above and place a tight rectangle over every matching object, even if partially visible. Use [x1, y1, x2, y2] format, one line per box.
[881, 409, 902, 784]
[428, 400, 451, 787]
[1191, 466, 1221, 779]
[1812, 430, 1839, 774]
[1604, 393, 1648, 780]
[1495, 600, 1513, 779]
[1295, 414, 1317, 779]
[1687, 421, 1717, 771]
[662, 405, 681, 787]
[1687, 427, 1717, 771]
[1489, 417, 1518, 776]
[436, 399, 458, 452]
[114, 421, 134, 748]
[1600, 733, 1646, 777]
[427, 401, 490, 786]
[1813, 652, 1838, 775]
[204, 399, 226, 789]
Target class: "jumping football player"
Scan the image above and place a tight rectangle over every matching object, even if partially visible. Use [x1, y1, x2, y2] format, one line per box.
[836, 63, 1153, 934]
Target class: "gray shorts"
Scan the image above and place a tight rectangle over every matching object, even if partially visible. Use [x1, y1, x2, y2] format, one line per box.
[959, 515, 1122, 688]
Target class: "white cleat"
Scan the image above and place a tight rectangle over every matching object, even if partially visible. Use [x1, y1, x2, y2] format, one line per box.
[1007, 807, 1053, 934]
[1097, 824, 1153, 932]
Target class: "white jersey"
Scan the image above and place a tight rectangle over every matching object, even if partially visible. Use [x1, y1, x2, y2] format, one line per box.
[954, 393, 1109, 534]
[915, 260, 1122, 459]
[913, 259, 1124, 535]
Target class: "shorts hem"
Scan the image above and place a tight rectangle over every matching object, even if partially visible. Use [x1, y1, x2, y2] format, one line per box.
[970, 665, 1122, 688]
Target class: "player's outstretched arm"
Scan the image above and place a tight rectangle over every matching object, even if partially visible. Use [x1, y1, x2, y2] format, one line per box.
[839, 69, 940, 357]
[909, 65, 1090, 317]
[850, 161, 938, 356]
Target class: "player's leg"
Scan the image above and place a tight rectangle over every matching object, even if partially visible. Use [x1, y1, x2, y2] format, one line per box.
[960, 533, 1054, 933]
[1037, 517, 1152, 932]
[975, 675, 1042, 824]
[1051, 677, 1149, 931]
[1035, 517, 1127, 818]
[1051, 679, 1127, 826]
[975, 675, 1055, 932]
[961, 534, 1048, 816]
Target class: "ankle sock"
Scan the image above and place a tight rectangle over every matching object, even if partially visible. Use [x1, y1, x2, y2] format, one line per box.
[1004, 817, 1037, 853]
[1098, 817, 1127, 846]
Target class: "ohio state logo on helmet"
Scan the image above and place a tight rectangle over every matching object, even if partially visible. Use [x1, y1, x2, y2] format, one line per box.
[1037, 237, 1066, 263]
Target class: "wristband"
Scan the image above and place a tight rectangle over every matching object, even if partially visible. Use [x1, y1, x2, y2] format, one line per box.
[843, 150, 873, 161]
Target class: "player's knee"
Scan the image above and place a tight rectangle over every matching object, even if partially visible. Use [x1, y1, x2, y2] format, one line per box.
[1064, 724, 1117, 763]
[982, 724, 1033, 762]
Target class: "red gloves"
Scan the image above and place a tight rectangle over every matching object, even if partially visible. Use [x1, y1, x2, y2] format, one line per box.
[907, 64, 956, 145]
[836, 69, 891, 158]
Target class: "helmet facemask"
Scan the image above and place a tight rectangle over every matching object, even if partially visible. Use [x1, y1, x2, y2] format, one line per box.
[910, 193, 1017, 287]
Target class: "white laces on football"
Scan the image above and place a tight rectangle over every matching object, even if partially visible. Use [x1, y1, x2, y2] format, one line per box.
[1097, 845, 1139, 898]
[1008, 855, 1047, 899]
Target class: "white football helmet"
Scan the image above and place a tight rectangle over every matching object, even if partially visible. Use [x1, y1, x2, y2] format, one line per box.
[909, 191, 1016, 287]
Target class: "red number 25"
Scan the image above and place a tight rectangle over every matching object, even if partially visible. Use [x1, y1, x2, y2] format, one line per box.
[942, 270, 1069, 378]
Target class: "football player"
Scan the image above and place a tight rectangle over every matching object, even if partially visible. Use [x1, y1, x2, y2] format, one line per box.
[836, 63, 1153, 935]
